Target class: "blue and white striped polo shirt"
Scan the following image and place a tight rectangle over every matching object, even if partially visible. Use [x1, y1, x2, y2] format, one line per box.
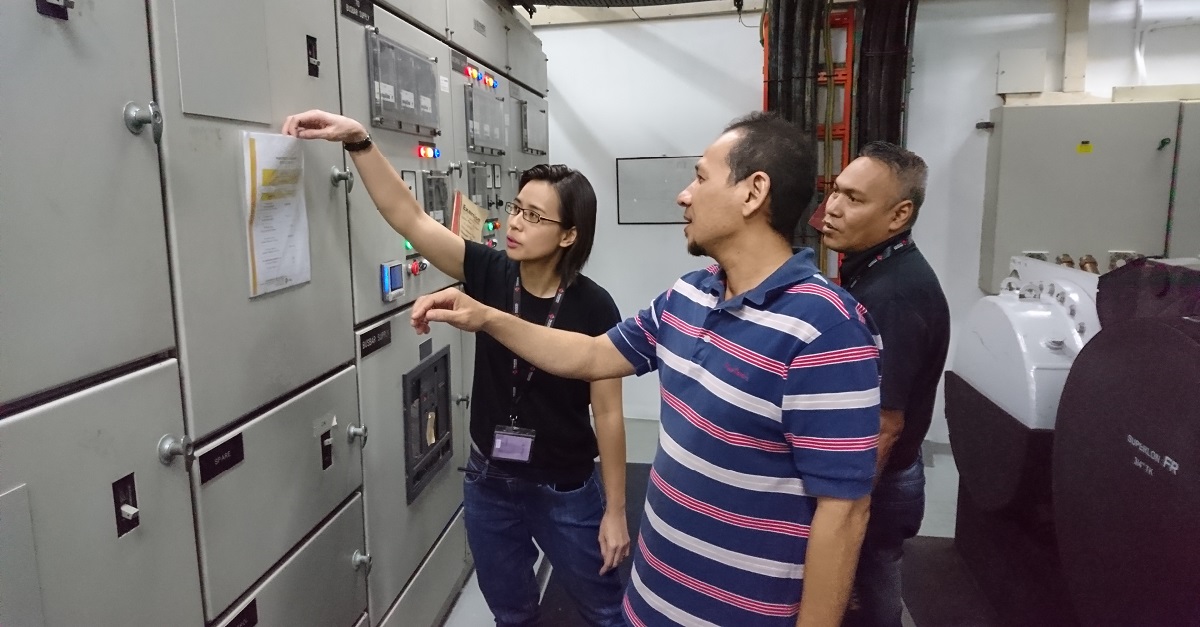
[606, 249, 882, 627]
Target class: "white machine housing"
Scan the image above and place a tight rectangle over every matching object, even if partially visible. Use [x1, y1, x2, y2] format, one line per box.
[953, 256, 1101, 430]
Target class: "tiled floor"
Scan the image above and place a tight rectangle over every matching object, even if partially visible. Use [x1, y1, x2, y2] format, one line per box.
[442, 426, 961, 625]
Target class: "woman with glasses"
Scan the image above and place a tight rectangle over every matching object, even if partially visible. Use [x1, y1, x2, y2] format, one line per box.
[283, 110, 629, 627]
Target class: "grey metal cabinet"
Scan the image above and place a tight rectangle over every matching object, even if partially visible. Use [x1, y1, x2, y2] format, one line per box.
[0, 0, 176, 406]
[980, 102, 1181, 292]
[151, 0, 355, 438]
[0, 361, 203, 627]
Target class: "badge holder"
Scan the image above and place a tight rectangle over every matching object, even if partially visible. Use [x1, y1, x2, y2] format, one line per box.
[492, 423, 536, 462]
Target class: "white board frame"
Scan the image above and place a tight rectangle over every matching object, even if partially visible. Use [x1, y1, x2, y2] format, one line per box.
[615, 155, 699, 225]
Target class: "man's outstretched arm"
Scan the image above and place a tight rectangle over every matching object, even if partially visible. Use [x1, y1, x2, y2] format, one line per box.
[411, 288, 636, 382]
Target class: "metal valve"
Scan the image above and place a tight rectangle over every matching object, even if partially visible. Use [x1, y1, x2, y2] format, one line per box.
[331, 166, 355, 192]
[123, 101, 163, 144]
[347, 424, 368, 447]
[352, 550, 373, 573]
[157, 434, 192, 466]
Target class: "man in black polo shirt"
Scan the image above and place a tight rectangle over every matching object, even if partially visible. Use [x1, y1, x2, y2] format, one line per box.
[819, 142, 950, 627]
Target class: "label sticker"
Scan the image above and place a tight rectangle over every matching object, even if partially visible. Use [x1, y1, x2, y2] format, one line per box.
[1077, 141, 1093, 154]
[378, 82, 396, 104]
[420, 95, 433, 114]
[401, 90, 415, 109]
[441, 76, 451, 93]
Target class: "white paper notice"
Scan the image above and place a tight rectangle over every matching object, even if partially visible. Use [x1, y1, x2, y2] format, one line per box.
[375, 81, 396, 104]
[242, 132, 312, 297]
[440, 76, 451, 93]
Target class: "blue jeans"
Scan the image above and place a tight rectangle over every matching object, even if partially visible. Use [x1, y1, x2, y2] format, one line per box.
[463, 451, 625, 627]
[843, 456, 926, 627]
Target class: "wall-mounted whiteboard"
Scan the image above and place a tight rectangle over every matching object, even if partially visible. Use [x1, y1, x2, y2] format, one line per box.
[616, 156, 698, 224]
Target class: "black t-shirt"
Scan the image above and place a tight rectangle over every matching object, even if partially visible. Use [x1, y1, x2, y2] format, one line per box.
[841, 231, 951, 473]
[462, 240, 621, 483]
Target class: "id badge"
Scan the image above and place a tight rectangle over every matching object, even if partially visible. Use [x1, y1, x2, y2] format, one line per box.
[492, 425, 536, 462]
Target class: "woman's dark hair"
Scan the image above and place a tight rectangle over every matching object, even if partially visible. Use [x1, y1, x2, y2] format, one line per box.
[518, 164, 597, 283]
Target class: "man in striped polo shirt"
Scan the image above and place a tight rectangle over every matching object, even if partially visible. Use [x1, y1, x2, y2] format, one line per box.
[413, 112, 881, 626]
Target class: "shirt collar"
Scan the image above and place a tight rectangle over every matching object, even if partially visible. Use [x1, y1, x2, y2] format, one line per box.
[700, 248, 823, 309]
[839, 230, 914, 285]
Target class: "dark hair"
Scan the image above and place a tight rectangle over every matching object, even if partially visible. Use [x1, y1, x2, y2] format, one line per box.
[518, 164, 597, 283]
[722, 112, 817, 240]
[859, 141, 928, 227]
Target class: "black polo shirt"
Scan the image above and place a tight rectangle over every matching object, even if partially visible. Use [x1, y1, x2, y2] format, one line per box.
[462, 240, 621, 484]
[840, 230, 950, 473]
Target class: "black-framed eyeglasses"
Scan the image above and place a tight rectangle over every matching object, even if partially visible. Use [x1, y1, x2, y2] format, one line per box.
[505, 202, 562, 225]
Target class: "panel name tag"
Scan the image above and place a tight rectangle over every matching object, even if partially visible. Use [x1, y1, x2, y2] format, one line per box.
[199, 433, 245, 485]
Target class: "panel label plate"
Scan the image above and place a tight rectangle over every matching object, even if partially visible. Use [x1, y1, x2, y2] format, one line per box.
[340, 0, 374, 26]
[360, 321, 393, 360]
[199, 434, 246, 485]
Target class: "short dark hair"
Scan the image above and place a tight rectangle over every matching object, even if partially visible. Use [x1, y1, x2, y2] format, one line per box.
[722, 112, 817, 241]
[519, 164, 597, 283]
[859, 141, 928, 227]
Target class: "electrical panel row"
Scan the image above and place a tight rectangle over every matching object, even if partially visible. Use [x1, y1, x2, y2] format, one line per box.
[374, 0, 549, 95]
[0, 1, 548, 626]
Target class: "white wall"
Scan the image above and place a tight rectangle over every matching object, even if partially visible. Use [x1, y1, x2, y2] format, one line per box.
[1088, 0, 1200, 97]
[538, 15, 765, 421]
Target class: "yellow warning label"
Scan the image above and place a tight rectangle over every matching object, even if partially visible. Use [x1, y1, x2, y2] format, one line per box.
[1077, 142, 1093, 154]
